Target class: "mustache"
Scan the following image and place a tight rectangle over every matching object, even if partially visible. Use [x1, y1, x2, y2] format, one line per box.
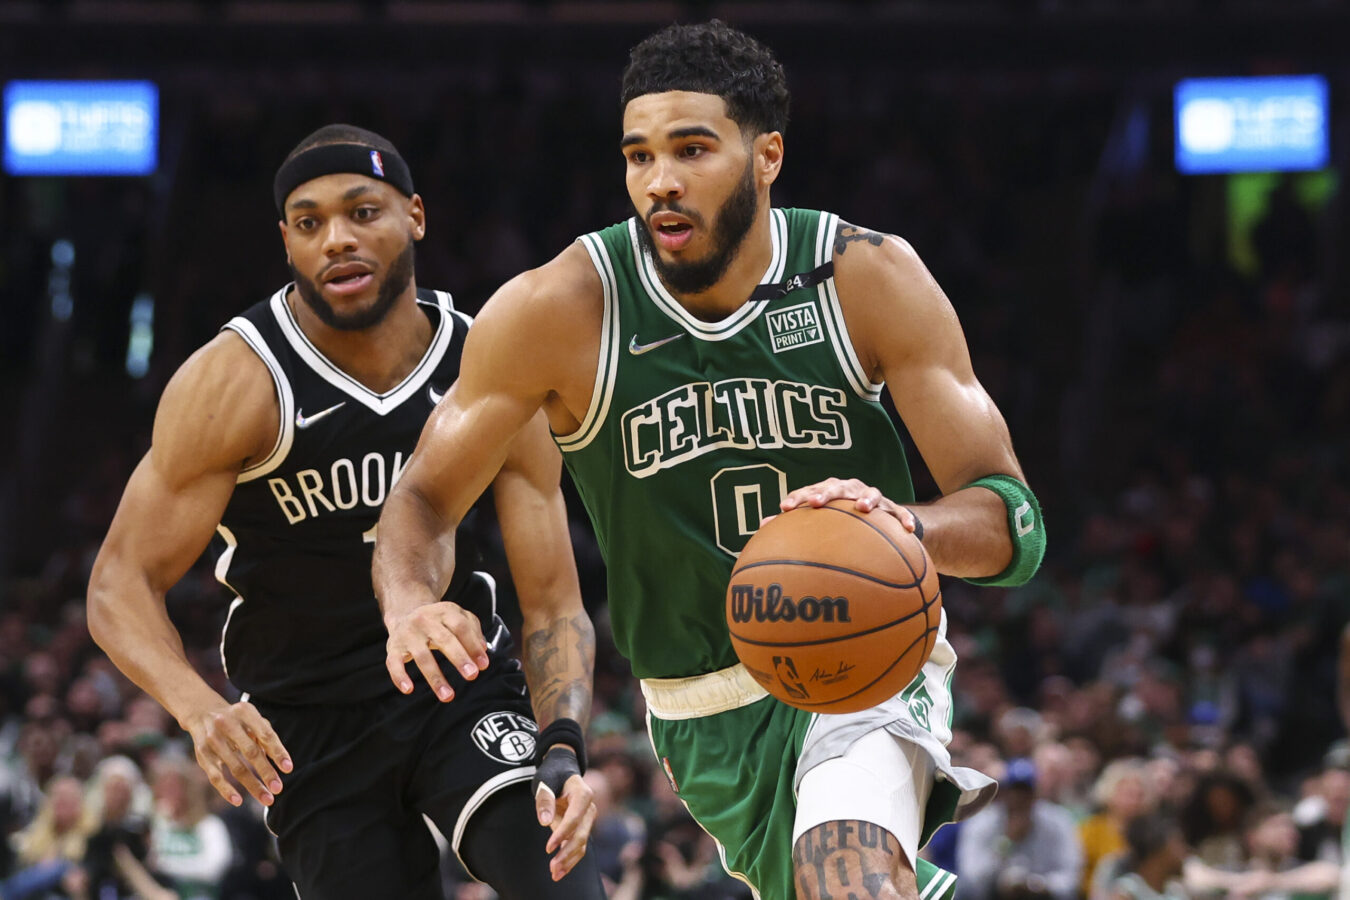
[646, 201, 705, 229]
[317, 254, 378, 280]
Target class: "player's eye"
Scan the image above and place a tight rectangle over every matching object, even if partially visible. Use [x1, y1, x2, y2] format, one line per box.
[626, 150, 650, 165]
[294, 217, 317, 231]
[353, 206, 379, 221]
[681, 144, 706, 158]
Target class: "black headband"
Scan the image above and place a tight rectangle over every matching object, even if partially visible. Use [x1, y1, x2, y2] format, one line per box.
[273, 142, 414, 215]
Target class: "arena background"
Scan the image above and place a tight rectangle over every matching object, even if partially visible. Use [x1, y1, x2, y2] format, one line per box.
[1, 1, 1348, 898]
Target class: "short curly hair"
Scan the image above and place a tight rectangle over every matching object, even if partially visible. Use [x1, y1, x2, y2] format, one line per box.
[620, 20, 790, 137]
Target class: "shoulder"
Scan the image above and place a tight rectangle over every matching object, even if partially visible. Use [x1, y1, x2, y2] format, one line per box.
[495, 241, 603, 313]
[452, 241, 605, 405]
[471, 242, 604, 347]
[830, 219, 938, 301]
[828, 219, 963, 370]
[161, 329, 275, 415]
[150, 330, 279, 486]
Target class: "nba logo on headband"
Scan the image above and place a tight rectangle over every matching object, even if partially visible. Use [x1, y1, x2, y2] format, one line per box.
[274, 141, 413, 214]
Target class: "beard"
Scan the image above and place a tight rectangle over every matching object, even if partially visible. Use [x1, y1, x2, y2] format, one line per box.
[290, 239, 415, 332]
[636, 159, 758, 297]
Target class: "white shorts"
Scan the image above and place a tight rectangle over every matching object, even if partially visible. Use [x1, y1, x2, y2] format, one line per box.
[793, 727, 937, 868]
[788, 610, 996, 863]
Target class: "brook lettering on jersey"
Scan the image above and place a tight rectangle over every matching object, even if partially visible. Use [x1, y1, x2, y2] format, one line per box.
[267, 451, 409, 524]
[728, 583, 851, 624]
[621, 377, 852, 478]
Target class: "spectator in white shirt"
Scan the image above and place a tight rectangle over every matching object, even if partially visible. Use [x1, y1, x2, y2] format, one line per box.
[958, 758, 1084, 900]
[147, 756, 233, 900]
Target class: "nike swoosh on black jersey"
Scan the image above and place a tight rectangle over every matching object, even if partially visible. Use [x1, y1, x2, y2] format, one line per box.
[294, 401, 346, 429]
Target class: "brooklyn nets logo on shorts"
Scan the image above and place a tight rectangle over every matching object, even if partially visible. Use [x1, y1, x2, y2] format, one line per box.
[470, 711, 538, 764]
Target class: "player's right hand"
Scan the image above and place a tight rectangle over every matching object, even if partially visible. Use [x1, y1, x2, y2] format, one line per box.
[779, 476, 922, 534]
[182, 697, 292, 808]
[384, 601, 490, 701]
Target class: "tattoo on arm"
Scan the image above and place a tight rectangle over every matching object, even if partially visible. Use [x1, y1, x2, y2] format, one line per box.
[523, 613, 595, 727]
[793, 820, 906, 899]
[834, 222, 887, 256]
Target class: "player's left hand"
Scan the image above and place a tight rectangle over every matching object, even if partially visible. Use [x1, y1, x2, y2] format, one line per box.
[384, 600, 489, 702]
[777, 477, 922, 535]
[532, 746, 598, 881]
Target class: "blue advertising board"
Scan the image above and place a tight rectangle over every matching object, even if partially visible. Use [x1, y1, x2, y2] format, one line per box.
[4, 80, 158, 176]
[1175, 76, 1328, 175]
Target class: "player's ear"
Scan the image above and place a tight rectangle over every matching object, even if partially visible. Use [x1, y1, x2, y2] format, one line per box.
[408, 194, 427, 241]
[278, 219, 291, 259]
[755, 132, 783, 188]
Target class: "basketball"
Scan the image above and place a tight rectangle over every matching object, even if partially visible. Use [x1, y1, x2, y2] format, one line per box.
[725, 499, 941, 714]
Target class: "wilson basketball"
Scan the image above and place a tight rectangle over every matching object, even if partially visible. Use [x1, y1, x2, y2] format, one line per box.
[725, 498, 941, 714]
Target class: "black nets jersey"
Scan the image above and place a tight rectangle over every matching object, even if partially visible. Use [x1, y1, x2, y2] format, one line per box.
[211, 286, 506, 704]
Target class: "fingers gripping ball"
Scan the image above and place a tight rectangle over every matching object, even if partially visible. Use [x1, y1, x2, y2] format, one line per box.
[726, 499, 941, 714]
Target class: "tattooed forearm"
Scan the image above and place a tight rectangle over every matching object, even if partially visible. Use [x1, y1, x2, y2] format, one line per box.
[834, 222, 887, 256]
[794, 820, 911, 900]
[522, 612, 595, 727]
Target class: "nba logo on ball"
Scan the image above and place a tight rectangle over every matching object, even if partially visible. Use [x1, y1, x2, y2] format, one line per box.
[369, 150, 385, 177]
[470, 712, 538, 764]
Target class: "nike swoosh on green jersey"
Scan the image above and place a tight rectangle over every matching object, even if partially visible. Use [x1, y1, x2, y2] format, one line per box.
[628, 333, 685, 355]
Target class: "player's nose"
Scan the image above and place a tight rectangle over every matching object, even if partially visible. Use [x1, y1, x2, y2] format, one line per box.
[645, 156, 683, 201]
[320, 217, 359, 255]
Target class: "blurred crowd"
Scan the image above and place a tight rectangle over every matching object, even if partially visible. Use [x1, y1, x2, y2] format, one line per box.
[2, 36, 1348, 900]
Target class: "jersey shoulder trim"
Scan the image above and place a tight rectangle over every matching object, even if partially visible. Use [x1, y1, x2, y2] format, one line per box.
[625, 209, 787, 342]
[556, 232, 620, 452]
[418, 287, 473, 337]
[222, 309, 296, 483]
[814, 211, 885, 402]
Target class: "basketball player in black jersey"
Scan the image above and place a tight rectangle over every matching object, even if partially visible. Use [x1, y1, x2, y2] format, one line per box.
[87, 125, 604, 900]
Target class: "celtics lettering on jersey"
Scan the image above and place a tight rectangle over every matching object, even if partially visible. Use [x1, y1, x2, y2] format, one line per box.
[621, 376, 851, 478]
[266, 450, 409, 524]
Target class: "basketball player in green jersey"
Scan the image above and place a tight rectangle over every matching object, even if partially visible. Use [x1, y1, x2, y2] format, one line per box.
[375, 20, 1046, 900]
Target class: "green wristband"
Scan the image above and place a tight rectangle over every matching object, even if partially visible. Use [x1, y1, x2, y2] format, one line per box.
[961, 474, 1045, 587]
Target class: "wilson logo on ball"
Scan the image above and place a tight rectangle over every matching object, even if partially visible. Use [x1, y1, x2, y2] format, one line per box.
[725, 500, 942, 714]
[728, 583, 851, 624]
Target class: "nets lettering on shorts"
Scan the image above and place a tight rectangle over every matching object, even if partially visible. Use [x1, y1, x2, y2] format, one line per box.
[470, 711, 538, 764]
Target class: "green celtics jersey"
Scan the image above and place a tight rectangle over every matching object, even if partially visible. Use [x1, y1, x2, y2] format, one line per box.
[559, 208, 915, 679]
